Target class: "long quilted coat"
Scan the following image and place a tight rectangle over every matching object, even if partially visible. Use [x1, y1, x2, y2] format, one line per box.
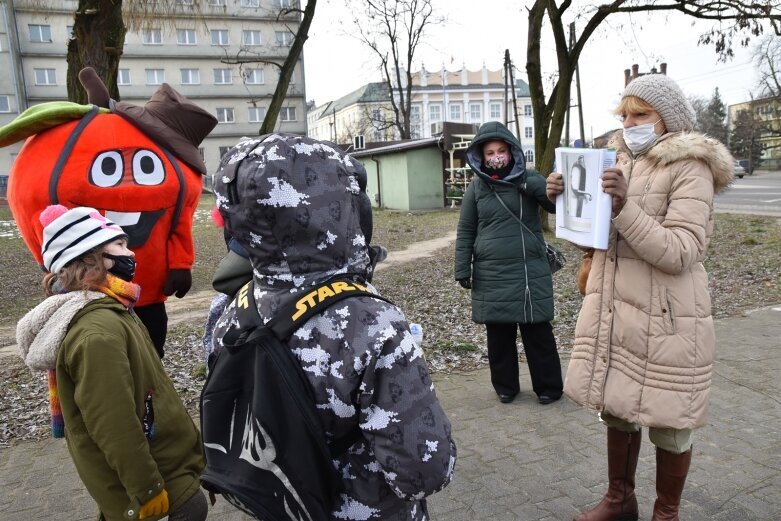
[564, 131, 734, 429]
[454, 122, 556, 324]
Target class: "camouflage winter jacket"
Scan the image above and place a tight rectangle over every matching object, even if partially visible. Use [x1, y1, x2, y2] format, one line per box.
[211, 134, 456, 520]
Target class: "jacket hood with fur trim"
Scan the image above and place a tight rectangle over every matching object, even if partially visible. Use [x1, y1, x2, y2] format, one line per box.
[609, 130, 734, 194]
[17, 291, 106, 370]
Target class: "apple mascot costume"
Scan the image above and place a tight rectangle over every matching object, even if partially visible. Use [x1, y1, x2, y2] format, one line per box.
[2, 68, 217, 357]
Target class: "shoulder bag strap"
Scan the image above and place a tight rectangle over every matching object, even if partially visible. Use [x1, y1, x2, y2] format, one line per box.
[488, 185, 547, 249]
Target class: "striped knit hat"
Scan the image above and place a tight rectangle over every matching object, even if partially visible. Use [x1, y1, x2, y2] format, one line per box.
[40, 205, 127, 273]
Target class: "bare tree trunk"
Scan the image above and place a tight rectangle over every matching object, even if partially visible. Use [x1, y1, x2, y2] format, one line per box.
[260, 0, 317, 134]
[66, 0, 125, 103]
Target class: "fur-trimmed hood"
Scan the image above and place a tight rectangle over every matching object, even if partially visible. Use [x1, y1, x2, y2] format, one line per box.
[609, 130, 734, 194]
[17, 291, 106, 370]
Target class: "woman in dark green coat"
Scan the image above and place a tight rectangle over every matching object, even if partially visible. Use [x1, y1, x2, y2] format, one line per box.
[454, 121, 563, 405]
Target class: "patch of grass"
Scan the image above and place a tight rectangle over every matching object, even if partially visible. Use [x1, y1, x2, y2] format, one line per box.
[192, 363, 207, 379]
[434, 341, 480, 353]
[0, 232, 48, 323]
[705, 213, 781, 317]
[371, 208, 460, 251]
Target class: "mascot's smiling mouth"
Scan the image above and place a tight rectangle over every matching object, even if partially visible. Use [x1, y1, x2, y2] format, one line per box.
[105, 210, 165, 248]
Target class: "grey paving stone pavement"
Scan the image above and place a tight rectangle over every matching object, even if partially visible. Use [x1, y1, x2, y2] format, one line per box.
[2, 305, 779, 520]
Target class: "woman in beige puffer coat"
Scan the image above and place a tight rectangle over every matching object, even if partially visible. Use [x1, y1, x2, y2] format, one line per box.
[547, 74, 733, 521]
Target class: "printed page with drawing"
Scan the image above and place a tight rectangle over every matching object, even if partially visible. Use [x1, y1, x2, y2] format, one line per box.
[554, 148, 616, 249]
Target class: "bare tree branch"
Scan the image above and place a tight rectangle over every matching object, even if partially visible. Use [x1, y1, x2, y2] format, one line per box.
[349, 0, 442, 139]
[527, 0, 778, 177]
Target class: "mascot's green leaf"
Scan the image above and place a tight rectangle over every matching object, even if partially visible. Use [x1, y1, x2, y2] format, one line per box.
[0, 102, 109, 147]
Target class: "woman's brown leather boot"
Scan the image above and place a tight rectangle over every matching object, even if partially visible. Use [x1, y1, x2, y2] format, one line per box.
[574, 427, 641, 521]
[651, 447, 692, 521]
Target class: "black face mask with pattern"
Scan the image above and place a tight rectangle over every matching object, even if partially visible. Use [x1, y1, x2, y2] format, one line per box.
[482, 156, 515, 179]
[103, 253, 136, 282]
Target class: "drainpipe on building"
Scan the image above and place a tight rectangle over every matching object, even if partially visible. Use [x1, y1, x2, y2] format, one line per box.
[371, 156, 382, 208]
[4, 0, 27, 112]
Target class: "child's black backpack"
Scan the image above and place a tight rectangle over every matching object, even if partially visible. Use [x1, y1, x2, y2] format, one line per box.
[200, 278, 389, 521]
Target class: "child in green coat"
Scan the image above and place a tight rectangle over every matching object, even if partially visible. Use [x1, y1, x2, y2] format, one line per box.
[17, 205, 206, 521]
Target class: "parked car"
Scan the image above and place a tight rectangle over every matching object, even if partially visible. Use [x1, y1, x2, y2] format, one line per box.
[737, 159, 752, 174]
[733, 160, 747, 179]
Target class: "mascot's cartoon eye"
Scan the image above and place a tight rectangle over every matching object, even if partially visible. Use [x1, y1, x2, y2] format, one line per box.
[90, 151, 124, 187]
[132, 150, 165, 186]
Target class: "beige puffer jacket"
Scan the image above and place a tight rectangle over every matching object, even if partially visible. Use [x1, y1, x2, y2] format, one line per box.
[564, 131, 733, 429]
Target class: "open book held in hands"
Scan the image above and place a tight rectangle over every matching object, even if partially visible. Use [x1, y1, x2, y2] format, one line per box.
[554, 148, 616, 250]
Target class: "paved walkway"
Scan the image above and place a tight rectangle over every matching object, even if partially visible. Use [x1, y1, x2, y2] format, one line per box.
[1, 305, 779, 520]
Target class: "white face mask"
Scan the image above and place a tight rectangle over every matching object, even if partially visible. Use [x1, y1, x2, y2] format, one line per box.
[623, 120, 661, 154]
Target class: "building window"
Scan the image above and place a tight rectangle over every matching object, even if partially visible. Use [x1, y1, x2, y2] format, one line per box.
[0, 96, 10, 112]
[142, 28, 162, 45]
[410, 105, 421, 122]
[449, 103, 462, 121]
[275, 31, 293, 46]
[241, 0, 260, 6]
[216, 108, 235, 123]
[242, 68, 264, 84]
[211, 29, 229, 45]
[243, 30, 261, 46]
[117, 69, 131, 85]
[219, 146, 231, 158]
[145, 69, 165, 85]
[34, 68, 57, 85]
[181, 68, 200, 85]
[490, 103, 501, 119]
[279, 107, 297, 121]
[274, 0, 293, 6]
[525, 149, 534, 164]
[524, 126, 533, 139]
[28, 24, 52, 43]
[469, 103, 482, 122]
[524, 105, 532, 117]
[248, 107, 266, 123]
[429, 104, 442, 123]
[176, 29, 197, 45]
[213, 68, 232, 84]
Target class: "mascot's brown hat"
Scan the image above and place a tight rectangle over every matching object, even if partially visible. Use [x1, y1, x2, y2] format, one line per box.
[79, 67, 216, 174]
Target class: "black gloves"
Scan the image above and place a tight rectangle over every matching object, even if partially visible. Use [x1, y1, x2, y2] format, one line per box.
[457, 278, 471, 289]
[163, 269, 192, 298]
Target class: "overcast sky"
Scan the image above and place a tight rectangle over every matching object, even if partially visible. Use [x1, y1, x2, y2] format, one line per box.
[303, 0, 767, 142]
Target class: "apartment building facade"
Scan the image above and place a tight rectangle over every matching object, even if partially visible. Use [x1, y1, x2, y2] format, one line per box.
[307, 81, 393, 145]
[0, 0, 306, 182]
[308, 65, 537, 164]
[728, 96, 781, 171]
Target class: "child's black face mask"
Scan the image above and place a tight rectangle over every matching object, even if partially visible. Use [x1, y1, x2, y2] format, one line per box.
[103, 253, 136, 282]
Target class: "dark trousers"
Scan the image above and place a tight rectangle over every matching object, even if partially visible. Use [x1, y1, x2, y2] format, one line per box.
[134, 302, 168, 358]
[485, 321, 563, 398]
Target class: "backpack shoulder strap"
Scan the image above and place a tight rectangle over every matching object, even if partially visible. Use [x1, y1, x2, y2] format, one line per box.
[232, 278, 393, 342]
[268, 279, 392, 340]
